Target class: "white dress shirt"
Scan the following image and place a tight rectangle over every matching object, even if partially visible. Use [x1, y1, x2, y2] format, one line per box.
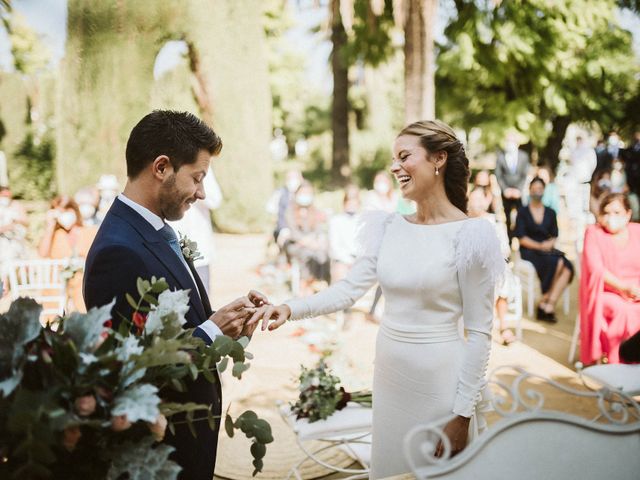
[117, 194, 221, 340]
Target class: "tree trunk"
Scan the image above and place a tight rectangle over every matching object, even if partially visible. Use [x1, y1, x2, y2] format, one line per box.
[331, 0, 350, 186]
[404, 0, 437, 124]
[540, 115, 571, 173]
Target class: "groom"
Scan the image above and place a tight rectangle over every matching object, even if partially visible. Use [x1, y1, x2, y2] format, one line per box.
[83, 110, 265, 479]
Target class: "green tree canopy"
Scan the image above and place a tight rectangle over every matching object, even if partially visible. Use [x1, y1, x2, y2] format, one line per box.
[437, 0, 639, 168]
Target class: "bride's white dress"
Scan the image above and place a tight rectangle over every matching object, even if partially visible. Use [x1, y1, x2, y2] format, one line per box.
[286, 212, 504, 479]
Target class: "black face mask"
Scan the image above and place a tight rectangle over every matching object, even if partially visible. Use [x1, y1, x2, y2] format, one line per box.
[529, 193, 543, 201]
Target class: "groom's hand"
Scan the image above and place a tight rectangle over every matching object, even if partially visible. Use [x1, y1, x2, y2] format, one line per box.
[209, 297, 257, 338]
[247, 290, 270, 307]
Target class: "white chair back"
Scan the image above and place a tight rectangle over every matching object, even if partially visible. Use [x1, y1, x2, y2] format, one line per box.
[404, 366, 640, 480]
[6, 259, 69, 318]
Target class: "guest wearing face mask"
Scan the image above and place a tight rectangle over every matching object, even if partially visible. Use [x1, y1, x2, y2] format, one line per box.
[515, 177, 574, 322]
[38, 196, 98, 312]
[364, 171, 398, 212]
[281, 181, 329, 295]
[580, 193, 640, 364]
[471, 170, 497, 214]
[266, 169, 304, 244]
[74, 186, 100, 226]
[328, 185, 361, 283]
[590, 169, 613, 218]
[495, 132, 531, 242]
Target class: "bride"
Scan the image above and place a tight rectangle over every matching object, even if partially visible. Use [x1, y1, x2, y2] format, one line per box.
[250, 120, 504, 478]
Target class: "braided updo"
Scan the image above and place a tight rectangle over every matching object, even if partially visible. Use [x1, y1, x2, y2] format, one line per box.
[398, 120, 470, 213]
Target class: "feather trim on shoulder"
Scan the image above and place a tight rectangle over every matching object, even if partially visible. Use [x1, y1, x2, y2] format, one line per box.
[454, 217, 506, 284]
[355, 210, 395, 256]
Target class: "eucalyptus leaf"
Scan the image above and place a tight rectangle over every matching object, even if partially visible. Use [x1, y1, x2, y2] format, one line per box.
[112, 384, 160, 423]
[217, 357, 229, 373]
[232, 361, 250, 379]
[0, 297, 42, 395]
[106, 438, 181, 480]
[64, 299, 114, 352]
[225, 413, 235, 438]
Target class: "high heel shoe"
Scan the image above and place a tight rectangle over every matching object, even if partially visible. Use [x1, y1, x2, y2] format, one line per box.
[536, 306, 557, 323]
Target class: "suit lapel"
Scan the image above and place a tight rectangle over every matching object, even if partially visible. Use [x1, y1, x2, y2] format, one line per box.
[186, 259, 213, 317]
[110, 199, 208, 325]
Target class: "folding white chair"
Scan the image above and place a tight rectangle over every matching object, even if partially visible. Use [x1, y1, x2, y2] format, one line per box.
[6, 258, 69, 319]
[278, 402, 372, 479]
[514, 256, 570, 318]
[579, 364, 640, 397]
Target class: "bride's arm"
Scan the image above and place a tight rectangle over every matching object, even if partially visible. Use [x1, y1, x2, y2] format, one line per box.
[453, 219, 504, 418]
[285, 253, 378, 319]
[252, 211, 393, 330]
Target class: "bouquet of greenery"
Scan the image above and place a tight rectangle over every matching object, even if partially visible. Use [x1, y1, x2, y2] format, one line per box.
[0, 277, 272, 479]
[291, 360, 372, 423]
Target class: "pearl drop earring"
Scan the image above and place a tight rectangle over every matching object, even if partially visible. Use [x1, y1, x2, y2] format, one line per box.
[435, 166, 440, 176]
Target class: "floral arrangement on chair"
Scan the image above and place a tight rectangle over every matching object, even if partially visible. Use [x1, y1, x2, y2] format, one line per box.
[0, 277, 272, 479]
[291, 359, 372, 423]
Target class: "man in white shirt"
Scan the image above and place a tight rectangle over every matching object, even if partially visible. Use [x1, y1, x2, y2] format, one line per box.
[83, 110, 267, 480]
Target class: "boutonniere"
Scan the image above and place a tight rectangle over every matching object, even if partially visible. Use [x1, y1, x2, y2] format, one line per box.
[178, 233, 204, 262]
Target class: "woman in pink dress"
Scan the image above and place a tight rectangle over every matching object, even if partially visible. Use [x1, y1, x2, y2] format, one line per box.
[580, 193, 640, 364]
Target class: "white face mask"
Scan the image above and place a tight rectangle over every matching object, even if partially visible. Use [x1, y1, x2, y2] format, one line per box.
[57, 211, 77, 230]
[606, 214, 628, 232]
[79, 204, 96, 220]
[374, 182, 390, 194]
[613, 162, 623, 171]
[0, 197, 10, 207]
[295, 194, 313, 207]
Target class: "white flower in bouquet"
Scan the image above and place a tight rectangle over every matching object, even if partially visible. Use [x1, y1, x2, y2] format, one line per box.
[112, 383, 160, 423]
[144, 289, 190, 334]
[114, 335, 143, 362]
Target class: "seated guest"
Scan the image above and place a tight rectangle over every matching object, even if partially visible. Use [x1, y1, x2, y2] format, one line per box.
[515, 177, 574, 322]
[280, 181, 329, 295]
[536, 165, 561, 213]
[328, 185, 361, 283]
[589, 169, 612, 217]
[38, 195, 98, 312]
[580, 193, 640, 364]
[471, 169, 498, 214]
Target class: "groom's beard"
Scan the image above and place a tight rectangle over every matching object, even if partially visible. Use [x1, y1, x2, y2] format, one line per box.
[159, 174, 192, 221]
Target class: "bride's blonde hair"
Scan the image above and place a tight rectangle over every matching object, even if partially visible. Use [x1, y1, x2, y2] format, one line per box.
[398, 120, 470, 213]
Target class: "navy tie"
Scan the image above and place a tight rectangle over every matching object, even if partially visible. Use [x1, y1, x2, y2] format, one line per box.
[159, 224, 183, 261]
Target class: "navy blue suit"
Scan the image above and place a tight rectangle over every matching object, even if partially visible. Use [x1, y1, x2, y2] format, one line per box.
[83, 198, 221, 480]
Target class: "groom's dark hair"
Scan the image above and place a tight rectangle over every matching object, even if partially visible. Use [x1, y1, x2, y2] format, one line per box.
[125, 110, 222, 178]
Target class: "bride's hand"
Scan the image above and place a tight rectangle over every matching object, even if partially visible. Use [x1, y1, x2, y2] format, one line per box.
[247, 304, 291, 332]
[434, 415, 470, 458]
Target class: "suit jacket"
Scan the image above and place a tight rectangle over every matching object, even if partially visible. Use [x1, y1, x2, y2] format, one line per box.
[83, 198, 221, 480]
[495, 149, 530, 193]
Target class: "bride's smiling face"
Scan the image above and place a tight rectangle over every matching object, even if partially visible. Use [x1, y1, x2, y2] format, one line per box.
[390, 135, 442, 201]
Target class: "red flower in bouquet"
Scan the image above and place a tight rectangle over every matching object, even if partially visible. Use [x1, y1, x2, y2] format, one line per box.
[132, 312, 147, 334]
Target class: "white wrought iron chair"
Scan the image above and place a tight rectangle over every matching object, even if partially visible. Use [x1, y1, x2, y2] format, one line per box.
[278, 401, 372, 479]
[404, 366, 640, 480]
[5, 258, 69, 319]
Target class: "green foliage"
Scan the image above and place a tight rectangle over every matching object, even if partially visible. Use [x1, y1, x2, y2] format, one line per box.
[2, 12, 52, 74]
[106, 438, 181, 480]
[8, 132, 56, 200]
[438, 0, 639, 155]
[0, 277, 273, 479]
[343, 0, 396, 66]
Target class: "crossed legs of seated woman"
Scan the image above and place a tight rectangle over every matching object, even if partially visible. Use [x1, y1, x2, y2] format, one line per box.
[537, 256, 573, 321]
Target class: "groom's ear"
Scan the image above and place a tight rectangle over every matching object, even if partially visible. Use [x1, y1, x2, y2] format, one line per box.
[151, 155, 173, 180]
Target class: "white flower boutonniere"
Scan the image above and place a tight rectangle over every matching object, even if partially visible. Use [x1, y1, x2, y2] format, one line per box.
[178, 233, 204, 263]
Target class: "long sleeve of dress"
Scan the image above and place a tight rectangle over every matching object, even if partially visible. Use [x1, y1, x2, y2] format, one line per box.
[286, 211, 393, 319]
[452, 218, 505, 417]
